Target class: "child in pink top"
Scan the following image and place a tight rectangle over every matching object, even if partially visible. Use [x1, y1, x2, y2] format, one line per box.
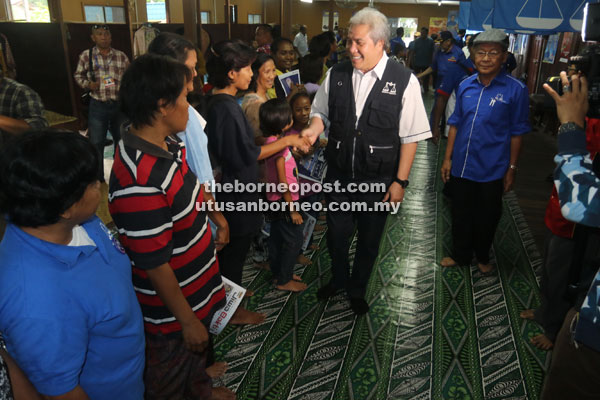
[260, 99, 307, 292]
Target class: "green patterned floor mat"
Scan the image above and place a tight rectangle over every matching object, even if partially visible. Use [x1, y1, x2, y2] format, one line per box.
[213, 140, 550, 399]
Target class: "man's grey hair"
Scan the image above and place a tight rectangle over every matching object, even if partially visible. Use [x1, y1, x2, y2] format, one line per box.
[349, 7, 390, 48]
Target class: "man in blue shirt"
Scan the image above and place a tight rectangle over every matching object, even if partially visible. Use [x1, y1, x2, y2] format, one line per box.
[417, 30, 473, 90]
[440, 29, 530, 274]
[390, 27, 406, 59]
[430, 57, 475, 144]
[0, 130, 145, 399]
[411, 27, 434, 92]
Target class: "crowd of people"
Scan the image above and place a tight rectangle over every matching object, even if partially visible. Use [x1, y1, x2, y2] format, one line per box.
[0, 6, 598, 400]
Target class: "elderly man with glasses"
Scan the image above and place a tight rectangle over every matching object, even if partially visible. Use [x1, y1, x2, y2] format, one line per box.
[74, 24, 129, 182]
[440, 29, 530, 275]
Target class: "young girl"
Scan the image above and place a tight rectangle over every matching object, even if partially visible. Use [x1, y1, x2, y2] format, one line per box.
[260, 98, 308, 292]
[287, 93, 328, 254]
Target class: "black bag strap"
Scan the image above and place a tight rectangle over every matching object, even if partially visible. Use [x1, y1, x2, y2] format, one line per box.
[88, 47, 95, 83]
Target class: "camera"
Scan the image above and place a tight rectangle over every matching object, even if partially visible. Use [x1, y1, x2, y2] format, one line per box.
[546, 3, 600, 118]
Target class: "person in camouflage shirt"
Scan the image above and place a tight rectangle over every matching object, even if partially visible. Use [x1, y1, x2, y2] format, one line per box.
[540, 71, 600, 400]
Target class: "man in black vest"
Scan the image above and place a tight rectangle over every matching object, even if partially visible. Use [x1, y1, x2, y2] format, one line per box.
[301, 7, 432, 314]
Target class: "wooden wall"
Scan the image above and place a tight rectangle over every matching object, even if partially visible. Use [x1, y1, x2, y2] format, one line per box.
[0, 22, 72, 115]
[291, 2, 459, 39]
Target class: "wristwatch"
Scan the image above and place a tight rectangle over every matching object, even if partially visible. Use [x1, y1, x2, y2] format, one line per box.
[558, 121, 584, 135]
[393, 177, 409, 188]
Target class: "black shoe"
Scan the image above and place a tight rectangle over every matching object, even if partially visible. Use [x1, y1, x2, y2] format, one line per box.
[350, 297, 369, 315]
[317, 282, 338, 300]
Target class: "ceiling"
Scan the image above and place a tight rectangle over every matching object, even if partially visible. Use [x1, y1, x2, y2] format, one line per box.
[316, 0, 461, 5]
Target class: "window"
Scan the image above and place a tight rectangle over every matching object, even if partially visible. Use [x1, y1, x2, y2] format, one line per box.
[6, 0, 50, 22]
[387, 17, 418, 47]
[200, 11, 210, 24]
[146, 0, 167, 23]
[83, 5, 125, 23]
[248, 14, 261, 24]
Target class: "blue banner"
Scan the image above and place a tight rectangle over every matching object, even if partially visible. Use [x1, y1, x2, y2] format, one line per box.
[493, 0, 599, 34]
[459, 2, 471, 31]
[469, 0, 494, 31]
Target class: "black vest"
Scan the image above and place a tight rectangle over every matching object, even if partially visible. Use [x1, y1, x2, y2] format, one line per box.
[325, 59, 412, 181]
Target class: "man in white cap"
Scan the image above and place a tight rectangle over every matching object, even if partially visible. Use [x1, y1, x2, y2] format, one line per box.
[440, 29, 530, 274]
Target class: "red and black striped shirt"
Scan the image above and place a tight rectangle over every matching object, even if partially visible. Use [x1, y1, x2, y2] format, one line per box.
[108, 130, 225, 336]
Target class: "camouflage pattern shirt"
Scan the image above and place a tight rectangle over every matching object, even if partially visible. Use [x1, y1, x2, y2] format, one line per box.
[554, 125, 600, 352]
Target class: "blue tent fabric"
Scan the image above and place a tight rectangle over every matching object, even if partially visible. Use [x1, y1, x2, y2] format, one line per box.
[459, 2, 471, 31]
[493, 0, 599, 34]
[469, 0, 494, 31]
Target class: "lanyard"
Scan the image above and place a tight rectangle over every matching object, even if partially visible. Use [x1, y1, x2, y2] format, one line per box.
[93, 52, 112, 74]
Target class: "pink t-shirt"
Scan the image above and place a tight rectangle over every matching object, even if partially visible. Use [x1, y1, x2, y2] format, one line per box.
[265, 135, 299, 201]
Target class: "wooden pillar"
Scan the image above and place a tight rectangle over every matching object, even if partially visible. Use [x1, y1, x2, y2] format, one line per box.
[281, 0, 291, 38]
[183, 0, 197, 44]
[48, 0, 77, 118]
[262, 0, 266, 25]
[225, 0, 231, 39]
[328, 0, 334, 32]
[123, 0, 135, 56]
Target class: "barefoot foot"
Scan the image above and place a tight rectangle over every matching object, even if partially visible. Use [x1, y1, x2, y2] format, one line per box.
[229, 307, 265, 325]
[206, 362, 228, 379]
[243, 289, 254, 298]
[520, 309, 535, 320]
[211, 386, 236, 400]
[276, 280, 308, 292]
[440, 257, 458, 268]
[297, 254, 312, 265]
[309, 243, 319, 250]
[477, 263, 495, 274]
[530, 334, 554, 350]
[293, 274, 302, 281]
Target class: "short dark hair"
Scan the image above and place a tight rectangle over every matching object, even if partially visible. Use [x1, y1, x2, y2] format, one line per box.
[396, 27, 404, 36]
[206, 40, 256, 89]
[256, 24, 272, 36]
[421, 27, 428, 33]
[271, 37, 293, 56]
[309, 33, 331, 58]
[259, 98, 292, 137]
[148, 32, 196, 63]
[119, 54, 191, 129]
[299, 54, 323, 84]
[0, 129, 100, 227]
[249, 52, 274, 92]
[289, 91, 310, 109]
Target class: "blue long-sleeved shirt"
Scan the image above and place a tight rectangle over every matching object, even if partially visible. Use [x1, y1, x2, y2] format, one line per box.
[554, 125, 600, 352]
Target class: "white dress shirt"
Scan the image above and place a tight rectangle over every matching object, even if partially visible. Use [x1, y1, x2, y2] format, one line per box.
[311, 53, 432, 144]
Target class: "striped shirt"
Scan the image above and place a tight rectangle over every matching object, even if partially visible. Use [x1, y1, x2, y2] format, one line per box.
[108, 130, 225, 336]
[74, 46, 129, 102]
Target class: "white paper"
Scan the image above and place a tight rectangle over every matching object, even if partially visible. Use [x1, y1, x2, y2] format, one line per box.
[209, 277, 247, 334]
[301, 214, 317, 251]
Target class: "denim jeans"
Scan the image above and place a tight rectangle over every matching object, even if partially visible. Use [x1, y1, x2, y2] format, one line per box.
[88, 98, 125, 180]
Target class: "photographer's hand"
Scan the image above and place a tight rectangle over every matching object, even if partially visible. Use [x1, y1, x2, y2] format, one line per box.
[542, 71, 588, 128]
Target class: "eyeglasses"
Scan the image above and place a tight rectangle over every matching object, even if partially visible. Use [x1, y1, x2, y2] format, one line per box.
[475, 50, 502, 59]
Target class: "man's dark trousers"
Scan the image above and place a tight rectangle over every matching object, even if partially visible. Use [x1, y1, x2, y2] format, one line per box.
[450, 176, 503, 265]
[325, 174, 389, 299]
